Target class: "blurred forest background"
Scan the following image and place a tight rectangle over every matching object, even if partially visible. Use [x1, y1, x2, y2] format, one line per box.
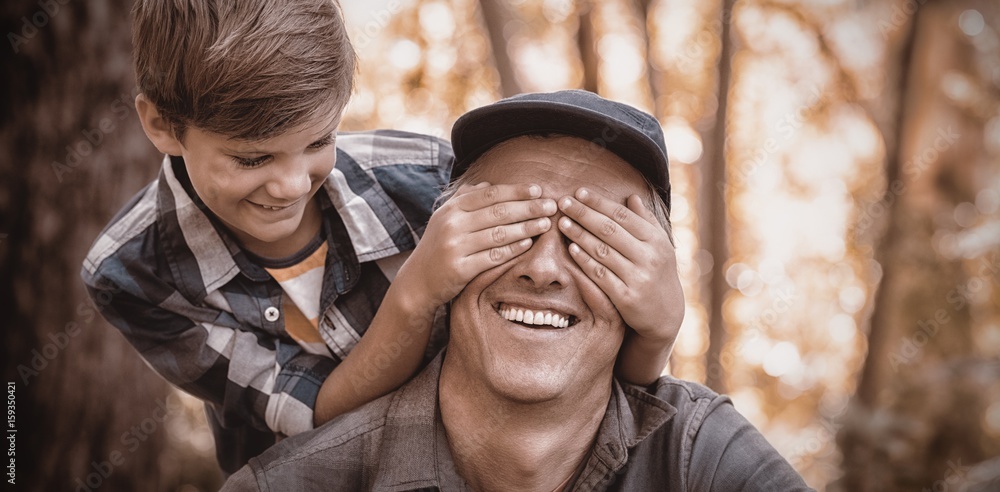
[2, 0, 999, 490]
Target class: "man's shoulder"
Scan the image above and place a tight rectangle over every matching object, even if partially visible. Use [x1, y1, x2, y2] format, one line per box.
[336, 129, 454, 171]
[242, 393, 395, 481]
[649, 375, 728, 406]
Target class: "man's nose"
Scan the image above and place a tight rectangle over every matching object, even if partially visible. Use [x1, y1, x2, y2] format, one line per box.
[512, 225, 573, 291]
[265, 158, 312, 201]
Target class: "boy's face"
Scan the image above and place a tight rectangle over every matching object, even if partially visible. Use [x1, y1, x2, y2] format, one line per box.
[176, 113, 341, 251]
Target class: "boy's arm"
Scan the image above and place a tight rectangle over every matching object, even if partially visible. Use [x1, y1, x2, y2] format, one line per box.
[617, 331, 676, 386]
[313, 182, 557, 425]
[312, 265, 436, 424]
[557, 189, 684, 385]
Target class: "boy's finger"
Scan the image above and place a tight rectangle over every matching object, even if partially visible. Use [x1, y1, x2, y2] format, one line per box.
[567, 242, 628, 298]
[557, 216, 632, 275]
[464, 217, 552, 253]
[455, 183, 542, 212]
[627, 194, 660, 227]
[558, 195, 642, 259]
[562, 188, 655, 242]
[464, 238, 534, 271]
[466, 197, 557, 229]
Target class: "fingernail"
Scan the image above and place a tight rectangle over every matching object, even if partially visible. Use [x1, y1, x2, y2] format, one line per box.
[569, 243, 580, 254]
[528, 185, 541, 198]
[538, 217, 551, 229]
[576, 188, 589, 200]
[542, 199, 557, 214]
[519, 238, 532, 247]
[560, 198, 572, 210]
[559, 217, 572, 229]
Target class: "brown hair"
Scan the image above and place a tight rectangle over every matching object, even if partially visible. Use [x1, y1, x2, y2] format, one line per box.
[132, 0, 356, 141]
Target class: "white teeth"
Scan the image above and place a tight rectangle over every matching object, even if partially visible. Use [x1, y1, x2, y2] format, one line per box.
[499, 304, 571, 328]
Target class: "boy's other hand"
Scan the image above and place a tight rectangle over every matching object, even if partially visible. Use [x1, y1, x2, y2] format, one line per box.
[557, 188, 684, 345]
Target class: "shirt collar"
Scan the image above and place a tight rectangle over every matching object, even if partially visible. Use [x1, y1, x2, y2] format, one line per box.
[154, 151, 415, 303]
[318, 147, 417, 263]
[372, 352, 678, 491]
[574, 380, 678, 488]
[373, 351, 467, 491]
[156, 155, 241, 302]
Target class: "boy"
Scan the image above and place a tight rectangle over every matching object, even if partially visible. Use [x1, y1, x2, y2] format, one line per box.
[82, 0, 679, 474]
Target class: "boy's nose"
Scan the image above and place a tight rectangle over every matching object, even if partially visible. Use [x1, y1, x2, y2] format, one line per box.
[266, 160, 312, 201]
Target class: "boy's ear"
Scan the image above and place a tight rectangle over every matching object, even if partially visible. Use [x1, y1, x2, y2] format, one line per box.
[135, 94, 184, 156]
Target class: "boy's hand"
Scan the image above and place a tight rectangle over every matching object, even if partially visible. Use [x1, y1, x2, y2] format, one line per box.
[557, 188, 684, 344]
[400, 182, 557, 313]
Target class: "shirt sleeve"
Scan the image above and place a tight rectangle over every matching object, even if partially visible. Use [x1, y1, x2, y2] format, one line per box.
[367, 132, 454, 237]
[688, 397, 815, 491]
[82, 263, 335, 437]
[220, 465, 262, 492]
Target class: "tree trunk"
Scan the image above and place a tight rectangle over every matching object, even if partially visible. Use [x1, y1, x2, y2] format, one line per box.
[1, 1, 221, 489]
[835, 1, 1000, 490]
[576, 0, 599, 94]
[477, 0, 523, 97]
[702, 0, 736, 393]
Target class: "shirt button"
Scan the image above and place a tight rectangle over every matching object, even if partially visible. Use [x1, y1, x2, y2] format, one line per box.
[264, 306, 280, 322]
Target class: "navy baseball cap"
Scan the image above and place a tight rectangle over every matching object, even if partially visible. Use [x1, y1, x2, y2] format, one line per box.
[450, 90, 670, 211]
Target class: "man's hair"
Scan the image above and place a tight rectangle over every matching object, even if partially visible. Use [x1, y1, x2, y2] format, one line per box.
[439, 134, 674, 242]
[132, 0, 356, 141]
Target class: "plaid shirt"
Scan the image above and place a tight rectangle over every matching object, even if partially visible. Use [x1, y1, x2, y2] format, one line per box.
[81, 130, 453, 472]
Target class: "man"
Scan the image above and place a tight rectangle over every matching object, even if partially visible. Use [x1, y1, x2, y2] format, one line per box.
[223, 91, 812, 491]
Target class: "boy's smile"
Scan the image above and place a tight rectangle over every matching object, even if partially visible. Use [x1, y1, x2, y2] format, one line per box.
[152, 108, 342, 259]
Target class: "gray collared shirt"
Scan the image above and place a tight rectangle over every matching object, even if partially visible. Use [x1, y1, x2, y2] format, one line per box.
[223, 352, 813, 491]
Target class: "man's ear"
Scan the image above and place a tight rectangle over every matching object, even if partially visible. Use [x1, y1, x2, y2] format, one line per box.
[135, 94, 184, 156]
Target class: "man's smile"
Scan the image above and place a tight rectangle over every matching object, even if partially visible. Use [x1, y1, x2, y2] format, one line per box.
[495, 302, 580, 329]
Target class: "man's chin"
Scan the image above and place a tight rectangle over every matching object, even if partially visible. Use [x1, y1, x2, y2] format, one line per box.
[480, 359, 575, 404]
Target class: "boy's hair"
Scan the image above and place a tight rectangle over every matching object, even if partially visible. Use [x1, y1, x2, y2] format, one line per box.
[132, 0, 356, 141]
